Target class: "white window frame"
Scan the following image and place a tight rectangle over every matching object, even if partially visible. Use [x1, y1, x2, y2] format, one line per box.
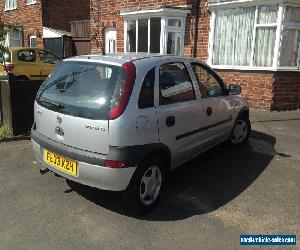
[105, 28, 117, 54]
[30, 35, 37, 47]
[278, 3, 300, 70]
[27, 0, 37, 5]
[121, 8, 190, 56]
[5, 0, 17, 11]
[6, 29, 23, 47]
[208, 2, 300, 71]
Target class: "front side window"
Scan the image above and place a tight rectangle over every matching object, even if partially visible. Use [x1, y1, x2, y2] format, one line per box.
[5, 0, 16, 10]
[159, 63, 195, 105]
[39, 50, 60, 64]
[192, 63, 223, 98]
[18, 50, 36, 62]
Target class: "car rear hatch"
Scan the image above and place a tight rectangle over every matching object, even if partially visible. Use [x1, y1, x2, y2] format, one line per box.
[34, 59, 135, 155]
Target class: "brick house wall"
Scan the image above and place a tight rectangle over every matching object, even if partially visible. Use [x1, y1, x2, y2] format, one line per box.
[90, 0, 208, 59]
[0, 0, 90, 48]
[90, 0, 300, 110]
[0, 0, 44, 47]
[42, 0, 90, 31]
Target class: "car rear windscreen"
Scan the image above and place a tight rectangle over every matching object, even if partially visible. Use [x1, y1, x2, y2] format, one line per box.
[36, 61, 123, 120]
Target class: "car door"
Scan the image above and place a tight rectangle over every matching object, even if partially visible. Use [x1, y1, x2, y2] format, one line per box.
[189, 62, 235, 143]
[14, 49, 41, 80]
[38, 49, 61, 79]
[155, 60, 207, 167]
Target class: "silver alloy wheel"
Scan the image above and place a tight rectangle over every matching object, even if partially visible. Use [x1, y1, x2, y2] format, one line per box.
[231, 119, 248, 144]
[139, 166, 162, 206]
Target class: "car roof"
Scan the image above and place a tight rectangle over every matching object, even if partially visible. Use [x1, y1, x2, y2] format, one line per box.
[65, 53, 195, 66]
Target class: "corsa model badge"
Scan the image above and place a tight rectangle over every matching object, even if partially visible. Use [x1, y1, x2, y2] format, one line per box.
[55, 126, 64, 136]
[57, 116, 62, 124]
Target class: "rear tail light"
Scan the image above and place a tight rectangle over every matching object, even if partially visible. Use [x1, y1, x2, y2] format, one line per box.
[109, 61, 136, 120]
[4, 64, 14, 73]
[104, 160, 125, 168]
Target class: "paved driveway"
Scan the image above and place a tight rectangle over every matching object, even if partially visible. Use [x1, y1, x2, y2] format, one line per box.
[0, 110, 299, 249]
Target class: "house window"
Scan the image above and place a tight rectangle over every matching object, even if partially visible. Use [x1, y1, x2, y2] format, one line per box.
[105, 28, 117, 53]
[6, 30, 22, 47]
[5, 0, 17, 10]
[30, 35, 37, 47]
[122, 8, 190, 55]
[126, 18, 161, 53]
[209, 3, 300, 70]
[279, 6, 300, 67]
[27, 0, 36, 4]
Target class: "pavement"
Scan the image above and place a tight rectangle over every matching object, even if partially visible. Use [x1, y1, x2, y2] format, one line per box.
[0, 110, 299, 250]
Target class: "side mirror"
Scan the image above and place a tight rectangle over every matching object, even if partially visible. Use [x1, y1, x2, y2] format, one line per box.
[229, 84, 241, 95]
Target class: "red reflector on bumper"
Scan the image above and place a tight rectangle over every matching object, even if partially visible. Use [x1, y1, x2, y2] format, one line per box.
[104, 160, 125, 168]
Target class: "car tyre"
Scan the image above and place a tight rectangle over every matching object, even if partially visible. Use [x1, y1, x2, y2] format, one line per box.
[123, 156, 165, 215]
[229, 115, 251, 145]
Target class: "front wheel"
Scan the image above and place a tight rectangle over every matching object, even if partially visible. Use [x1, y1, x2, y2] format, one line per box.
[230, 116, 251, 145]
[123, 157, 165, 215]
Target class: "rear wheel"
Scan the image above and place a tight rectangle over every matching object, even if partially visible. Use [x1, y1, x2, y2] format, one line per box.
[230, 115, 251, 145]
[123, 156, 165, 215]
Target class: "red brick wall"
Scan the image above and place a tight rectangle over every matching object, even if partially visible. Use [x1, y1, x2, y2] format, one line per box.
[272, 72, 300, 110]
[217, 70, 300, 110]
[90, 0, 208, 57]
[43, 0, 90, 31]
[0, 0, 44, 47]
[91, 0, 299, 110]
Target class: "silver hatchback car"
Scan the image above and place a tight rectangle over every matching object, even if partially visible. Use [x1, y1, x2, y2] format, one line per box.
[31, 54, 251, 214]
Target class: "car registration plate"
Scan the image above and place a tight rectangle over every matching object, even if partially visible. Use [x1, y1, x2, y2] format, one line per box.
[43, 149, 77, 176]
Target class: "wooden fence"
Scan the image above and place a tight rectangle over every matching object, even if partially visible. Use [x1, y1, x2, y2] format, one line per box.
[0, 78, 43, 135]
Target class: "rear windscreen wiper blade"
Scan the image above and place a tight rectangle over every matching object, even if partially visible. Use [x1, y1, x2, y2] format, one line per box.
[37, 100, 65, 110]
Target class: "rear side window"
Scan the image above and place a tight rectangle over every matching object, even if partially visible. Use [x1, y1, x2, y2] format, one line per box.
[159, 62, 195, 105]
[36, 61, 123, 120]
[18, 50, 36, 62]
[138, 68, 155, 108]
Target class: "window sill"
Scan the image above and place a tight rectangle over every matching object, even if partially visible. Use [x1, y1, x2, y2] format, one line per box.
[4, 8, 17, 11]
[210, 65, 300, 72]
[26, 2, 37, 6]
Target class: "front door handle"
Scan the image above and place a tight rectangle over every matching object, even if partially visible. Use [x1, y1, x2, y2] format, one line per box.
[206, 107, 212, 116]
[166, 116, 175, 127]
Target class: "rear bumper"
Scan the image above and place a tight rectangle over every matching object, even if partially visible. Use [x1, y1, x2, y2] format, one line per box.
[31, 138, 137, 192]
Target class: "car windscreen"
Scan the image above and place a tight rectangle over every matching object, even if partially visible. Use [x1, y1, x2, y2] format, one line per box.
[0, 52, 11, 64]
[36, 61, 123, 120]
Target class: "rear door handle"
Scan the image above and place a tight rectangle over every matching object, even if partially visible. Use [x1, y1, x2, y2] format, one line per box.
[206, 107, 212, 116]
[166, 116, 175, 127]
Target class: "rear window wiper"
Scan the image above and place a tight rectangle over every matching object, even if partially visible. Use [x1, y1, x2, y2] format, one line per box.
[37, 100, 65, 111]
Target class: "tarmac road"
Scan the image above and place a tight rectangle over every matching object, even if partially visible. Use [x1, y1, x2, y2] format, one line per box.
[0, 110, 299, 249]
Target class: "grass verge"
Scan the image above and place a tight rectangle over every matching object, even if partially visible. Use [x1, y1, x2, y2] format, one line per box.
[0, 124, 12, 139]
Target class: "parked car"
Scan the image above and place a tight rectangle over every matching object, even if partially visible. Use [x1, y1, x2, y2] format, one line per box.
[0, 47, 61, 81]
[31, 54, 251, 214]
